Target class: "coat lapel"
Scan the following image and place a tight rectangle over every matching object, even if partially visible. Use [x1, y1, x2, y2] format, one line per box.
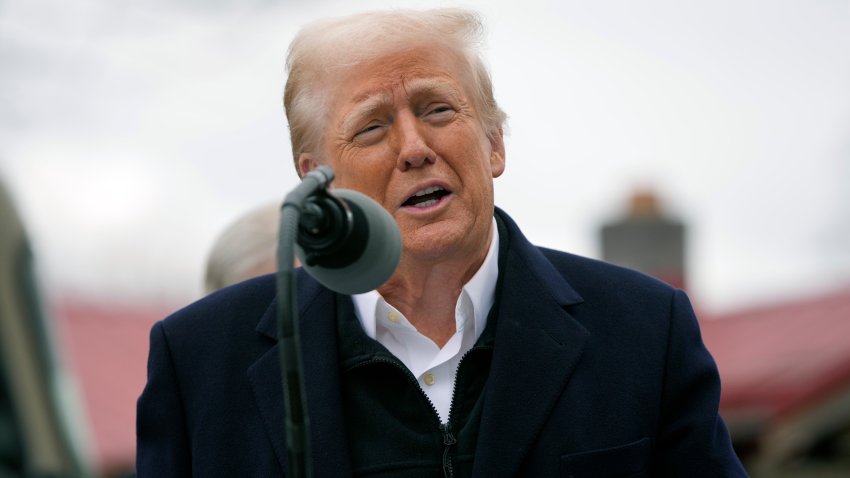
[472, 211, 589, 478]
[247, 272, 353, 477]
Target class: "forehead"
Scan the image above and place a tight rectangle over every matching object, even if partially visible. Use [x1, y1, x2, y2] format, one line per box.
[327, 44, 474, 114]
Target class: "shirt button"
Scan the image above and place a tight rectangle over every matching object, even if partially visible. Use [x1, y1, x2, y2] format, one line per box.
[387, 311, 401, 323]
[423, 373, 435, 386]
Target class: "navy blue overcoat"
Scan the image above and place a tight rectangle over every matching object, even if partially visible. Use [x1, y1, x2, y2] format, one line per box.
[137, 209, 747, 477]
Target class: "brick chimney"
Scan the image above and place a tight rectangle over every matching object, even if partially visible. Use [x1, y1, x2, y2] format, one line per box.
[600, 189, 687, 290]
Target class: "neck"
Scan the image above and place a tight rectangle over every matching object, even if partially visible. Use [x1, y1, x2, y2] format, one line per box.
[378, 226, 492, 348]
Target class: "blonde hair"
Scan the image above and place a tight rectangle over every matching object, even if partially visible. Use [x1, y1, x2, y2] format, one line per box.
[283, 8, 507, 176]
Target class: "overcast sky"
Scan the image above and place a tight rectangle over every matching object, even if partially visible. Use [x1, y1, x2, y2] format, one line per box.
[1, 0, 848, 312]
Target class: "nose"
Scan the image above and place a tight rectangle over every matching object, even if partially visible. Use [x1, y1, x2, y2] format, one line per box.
[394, 111, 436, 171]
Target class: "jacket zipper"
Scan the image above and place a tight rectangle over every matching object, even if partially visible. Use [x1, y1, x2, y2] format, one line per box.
[348, 345, 489, 478]
[441, 345, 489, 478]
[440, 422, 457, 478]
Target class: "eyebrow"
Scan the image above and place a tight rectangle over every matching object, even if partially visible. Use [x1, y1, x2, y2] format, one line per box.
[403, 77, 462, 104]
[341, 92, 392, 134]
[340, 78, 462, 134]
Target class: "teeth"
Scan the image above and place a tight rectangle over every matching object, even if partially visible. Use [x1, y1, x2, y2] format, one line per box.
[413, 199, 438, 207]
[413, 186, 443, 197]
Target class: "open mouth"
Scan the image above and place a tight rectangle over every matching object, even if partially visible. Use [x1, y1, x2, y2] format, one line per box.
[402, 185, 451, 208]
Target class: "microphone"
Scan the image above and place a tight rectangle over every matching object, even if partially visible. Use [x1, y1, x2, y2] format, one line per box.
[290, 169, 402, 294]
[277, 165, 400, 478]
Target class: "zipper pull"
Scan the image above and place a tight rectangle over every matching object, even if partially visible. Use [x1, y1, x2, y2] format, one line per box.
[440, 423, 457, 446]
[441, 423, 456, 478]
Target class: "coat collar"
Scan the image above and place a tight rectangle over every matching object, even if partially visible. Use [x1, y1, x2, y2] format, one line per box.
[248, 208, 588, 477]
[471, 209, 589, 478]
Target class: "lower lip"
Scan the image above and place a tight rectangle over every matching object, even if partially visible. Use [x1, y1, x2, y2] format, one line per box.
[400, 193, 452, 214]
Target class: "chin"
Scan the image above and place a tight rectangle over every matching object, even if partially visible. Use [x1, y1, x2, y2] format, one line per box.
[403, 225, 473, 263]
[398, 210, 490, 260]
[401, 232, 453, 259]
[402, 239, 452, 262]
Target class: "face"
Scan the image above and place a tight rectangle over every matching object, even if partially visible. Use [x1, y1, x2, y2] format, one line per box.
[299, 44, 505, 265]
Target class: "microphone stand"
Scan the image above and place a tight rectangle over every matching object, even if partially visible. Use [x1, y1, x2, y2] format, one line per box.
[276, 166, 335, 478]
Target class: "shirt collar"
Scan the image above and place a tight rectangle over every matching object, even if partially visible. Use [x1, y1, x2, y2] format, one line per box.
[352, 217, 500, 340]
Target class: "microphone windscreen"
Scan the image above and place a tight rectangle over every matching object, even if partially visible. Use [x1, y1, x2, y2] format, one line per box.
[296, 189, 401, 294]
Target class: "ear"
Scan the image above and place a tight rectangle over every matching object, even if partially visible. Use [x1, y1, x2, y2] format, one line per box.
[489, 128, 506, 178]
[297, 153, 321, 178]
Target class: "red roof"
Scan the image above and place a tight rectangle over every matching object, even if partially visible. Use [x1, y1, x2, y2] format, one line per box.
[54, 298, 176, 475]
[701, 287, 850, 421]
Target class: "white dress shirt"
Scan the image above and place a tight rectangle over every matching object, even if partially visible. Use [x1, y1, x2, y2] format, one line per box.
[351, 219, 499, 424]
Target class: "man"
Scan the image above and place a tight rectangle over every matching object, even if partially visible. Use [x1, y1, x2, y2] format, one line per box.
[137, 9, 748, 477]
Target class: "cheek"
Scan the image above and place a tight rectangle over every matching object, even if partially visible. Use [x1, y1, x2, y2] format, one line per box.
[330, 154, 392, 200]
[449, 138, 495, 179]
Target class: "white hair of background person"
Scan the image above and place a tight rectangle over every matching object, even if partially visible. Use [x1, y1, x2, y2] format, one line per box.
[204, 202, 281, 293]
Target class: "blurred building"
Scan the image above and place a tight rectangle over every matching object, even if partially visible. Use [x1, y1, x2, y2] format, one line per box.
[703, 289, 850, 477]
[54, 299, 172, 477]
[600, 189, 850, 477]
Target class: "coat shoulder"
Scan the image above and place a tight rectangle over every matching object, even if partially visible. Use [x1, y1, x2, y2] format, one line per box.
[538, 247, 677, 297]
[159, 273, 277, 340]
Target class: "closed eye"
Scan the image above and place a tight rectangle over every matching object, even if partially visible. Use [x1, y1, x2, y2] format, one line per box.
[428, 104, 452, 114]
[354, 123, 384, 140]
[359, 124, 381, 134]
[424, 104, 454, 121]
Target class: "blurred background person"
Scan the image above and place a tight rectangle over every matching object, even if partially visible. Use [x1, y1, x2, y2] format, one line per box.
[204, 201, 281, 294]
